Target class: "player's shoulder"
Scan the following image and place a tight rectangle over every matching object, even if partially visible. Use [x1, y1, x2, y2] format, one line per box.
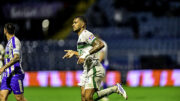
[13, 36, 21, 46]
[84, 29, 92, 34]
[82, 29, 94, 36]
[14, 36, 21, 42]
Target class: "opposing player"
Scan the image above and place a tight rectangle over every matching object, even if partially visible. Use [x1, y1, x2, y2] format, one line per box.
[0, 23, 27, 101]
[63, 16, 127, 101]
[0, 44, 5, 92]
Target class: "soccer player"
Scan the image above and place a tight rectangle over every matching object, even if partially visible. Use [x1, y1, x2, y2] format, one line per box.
[63, 16, 128, 101]
[0, 44, 5, 89]
[0, 23, 27, 101]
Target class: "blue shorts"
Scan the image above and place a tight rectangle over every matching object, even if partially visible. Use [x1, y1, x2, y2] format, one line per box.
[102, 63, 108, 70]
[1, 74, 24, 94]
[102, 62, 109, 71]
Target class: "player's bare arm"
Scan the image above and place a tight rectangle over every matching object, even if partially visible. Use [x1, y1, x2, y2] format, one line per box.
[90, 39, 105, 55]
[77, 39, 105, 64]
[63, 50, 79, 59]
[0, 54, 20, 74]
[99, 51, 105, 62]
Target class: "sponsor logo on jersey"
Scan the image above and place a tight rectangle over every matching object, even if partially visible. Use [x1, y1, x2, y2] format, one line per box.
[89, 35, 95, 40]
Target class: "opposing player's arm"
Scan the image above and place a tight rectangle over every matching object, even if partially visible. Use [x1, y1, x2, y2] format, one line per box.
[0, 54, 20, 74]
[89, 38, 104, 55]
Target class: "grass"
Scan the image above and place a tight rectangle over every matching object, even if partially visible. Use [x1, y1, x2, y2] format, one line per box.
[8, 86, 180, 101]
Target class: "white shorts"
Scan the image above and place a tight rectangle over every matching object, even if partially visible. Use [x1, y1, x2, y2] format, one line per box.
[78, 63, 105, 90]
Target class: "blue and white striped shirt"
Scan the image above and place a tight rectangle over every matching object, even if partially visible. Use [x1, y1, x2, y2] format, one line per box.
[4, 36, 24, 77]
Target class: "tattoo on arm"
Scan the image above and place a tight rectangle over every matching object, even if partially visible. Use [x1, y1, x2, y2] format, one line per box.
[4, 54, 20, 69]
[89, 39, 104, 55]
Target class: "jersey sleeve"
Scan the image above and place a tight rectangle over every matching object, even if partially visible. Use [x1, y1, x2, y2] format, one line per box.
[86, 32, 96, 45]
[12, 39, 21, 55]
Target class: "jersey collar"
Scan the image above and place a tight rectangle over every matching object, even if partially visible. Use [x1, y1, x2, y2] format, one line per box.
[7, 36, 15, 45]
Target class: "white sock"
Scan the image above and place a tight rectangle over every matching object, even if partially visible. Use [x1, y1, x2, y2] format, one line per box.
[97, 86, 117, 98]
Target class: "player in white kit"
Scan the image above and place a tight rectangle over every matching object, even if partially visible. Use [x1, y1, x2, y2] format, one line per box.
[63, 16, 127, 101]
[0, 44, 5, 86]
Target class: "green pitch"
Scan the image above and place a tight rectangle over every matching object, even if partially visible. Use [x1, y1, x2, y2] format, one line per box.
[8, 86, 180, 101]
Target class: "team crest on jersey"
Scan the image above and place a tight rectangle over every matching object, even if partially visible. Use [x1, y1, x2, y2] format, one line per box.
[4, 54, 9, 59]
[89, 35, 95, 40]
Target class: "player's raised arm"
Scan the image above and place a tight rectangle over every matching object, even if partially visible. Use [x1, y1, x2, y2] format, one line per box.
[89, 38, 104, 55]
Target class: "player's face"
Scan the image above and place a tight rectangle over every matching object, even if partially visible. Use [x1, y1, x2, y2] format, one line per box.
[72, 18, 84, 32]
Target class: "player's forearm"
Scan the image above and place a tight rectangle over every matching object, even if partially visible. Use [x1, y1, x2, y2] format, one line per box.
[3, 54, 20, 69]
[99, 52, 105, 62]
[89, 39, 104, 55]
[73, 51, 79, 56]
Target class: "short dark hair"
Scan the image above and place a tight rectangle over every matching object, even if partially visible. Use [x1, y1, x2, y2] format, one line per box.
[4, 23, 15, 34]
[74, 16, 87, 26]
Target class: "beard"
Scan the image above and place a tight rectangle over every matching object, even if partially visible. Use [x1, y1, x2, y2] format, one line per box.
[73, 28, 80, 33]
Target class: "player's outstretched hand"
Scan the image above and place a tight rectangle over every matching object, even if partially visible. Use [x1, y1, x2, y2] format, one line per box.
[77, 58, 85, 64]
[63, 50, 75, 59]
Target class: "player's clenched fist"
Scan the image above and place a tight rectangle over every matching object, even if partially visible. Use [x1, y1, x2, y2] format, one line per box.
[77, 58, 85, 64]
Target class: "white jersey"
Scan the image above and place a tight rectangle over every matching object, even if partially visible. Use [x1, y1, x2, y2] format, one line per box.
[0, 44, 5, 67]
[4, 36, 24, 77]
[0, 44, 4, 82]
[77, 30, 99, 71]
[77, 30, 105, 88]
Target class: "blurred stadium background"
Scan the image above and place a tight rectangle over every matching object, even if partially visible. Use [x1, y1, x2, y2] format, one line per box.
[0, 0, 180, 101]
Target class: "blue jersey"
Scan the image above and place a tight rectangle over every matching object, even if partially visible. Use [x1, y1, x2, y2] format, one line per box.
[4, 36, 24, 77]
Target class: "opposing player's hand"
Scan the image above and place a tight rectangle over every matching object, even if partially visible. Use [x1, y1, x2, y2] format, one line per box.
[0, 67, 5, 75]
[77, 58, 85, 64]
[63, 50, 75, 59]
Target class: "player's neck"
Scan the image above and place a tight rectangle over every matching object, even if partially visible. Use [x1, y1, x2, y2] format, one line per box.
[78, 28, 85, 36]
[7, 34, 14, 41]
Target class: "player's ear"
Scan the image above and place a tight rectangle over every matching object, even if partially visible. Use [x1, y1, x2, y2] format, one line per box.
[81, 21, 85, 28]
